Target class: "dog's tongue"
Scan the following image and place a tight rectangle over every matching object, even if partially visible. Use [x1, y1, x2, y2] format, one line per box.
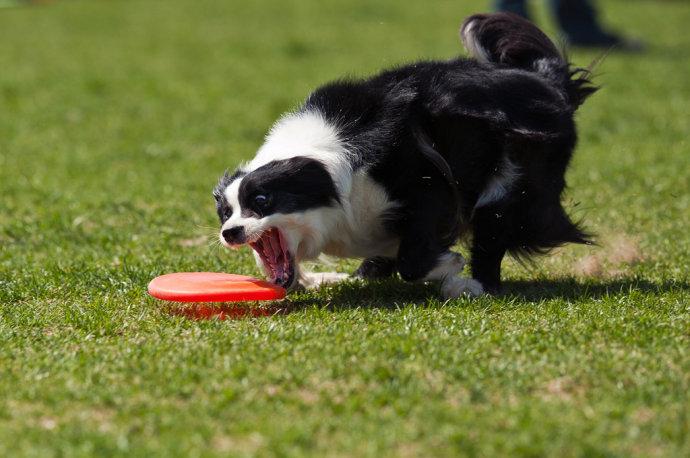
[260, 229, 286, 280]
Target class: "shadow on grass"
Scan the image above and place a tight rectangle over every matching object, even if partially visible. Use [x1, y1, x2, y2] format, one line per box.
[285, 278, 438, 310]
[168, 303, 283, 320]
[285, 276, 690, 311]
[166, 277, 688, 319]
[645, 44, 690, 61]
[500, 278, 689, 302]
[165, 279, 434, 319]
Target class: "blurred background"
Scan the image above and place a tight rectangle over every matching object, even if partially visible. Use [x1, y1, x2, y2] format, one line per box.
[1, 2, 689, 456]
[0, 0, 688, 278]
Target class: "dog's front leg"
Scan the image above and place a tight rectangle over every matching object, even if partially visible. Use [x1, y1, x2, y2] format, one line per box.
[427, 252, 484, 298]
[298, 270, 350, 289]
[397, 235, 483, 298]
[396, 234, 445, 283]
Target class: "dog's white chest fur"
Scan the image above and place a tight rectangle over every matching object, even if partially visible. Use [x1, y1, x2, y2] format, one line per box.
[321, 170, 399, 259]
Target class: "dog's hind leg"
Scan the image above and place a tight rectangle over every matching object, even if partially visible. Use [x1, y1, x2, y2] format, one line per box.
[469, 205, 510, 295]
[354, 257, 396, 279]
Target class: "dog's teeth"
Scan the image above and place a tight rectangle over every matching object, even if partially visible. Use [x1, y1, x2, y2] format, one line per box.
[274, 263, 284, 282]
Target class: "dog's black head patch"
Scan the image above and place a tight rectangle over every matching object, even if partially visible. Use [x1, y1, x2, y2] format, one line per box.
[238, 157, 339, 218]
[213, 157, 339, 224]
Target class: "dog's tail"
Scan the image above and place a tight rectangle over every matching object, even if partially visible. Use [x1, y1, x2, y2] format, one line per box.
[460, 12, 596, 109]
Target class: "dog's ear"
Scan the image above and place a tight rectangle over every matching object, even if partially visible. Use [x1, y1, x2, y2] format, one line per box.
[213, 170, 232, 202]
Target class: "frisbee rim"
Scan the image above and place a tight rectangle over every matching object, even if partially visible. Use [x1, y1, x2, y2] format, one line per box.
[147, 272, 286, 302]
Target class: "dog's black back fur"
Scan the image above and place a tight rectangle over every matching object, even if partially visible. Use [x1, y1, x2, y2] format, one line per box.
[302, 13, 595, 292]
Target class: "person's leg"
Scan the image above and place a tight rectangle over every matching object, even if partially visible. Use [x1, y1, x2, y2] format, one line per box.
[549, 0, 643, 49]
[495, 0, 529, 18]
[550, 0, 607, 42]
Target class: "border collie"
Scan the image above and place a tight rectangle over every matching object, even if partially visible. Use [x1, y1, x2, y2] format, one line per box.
[213, 12, 596, 297]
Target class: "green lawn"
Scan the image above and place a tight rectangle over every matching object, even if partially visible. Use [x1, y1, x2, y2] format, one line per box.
[1, 0, 688, 456]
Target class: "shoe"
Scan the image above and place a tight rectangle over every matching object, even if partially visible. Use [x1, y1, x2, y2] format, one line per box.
[569, 31, 646, 52]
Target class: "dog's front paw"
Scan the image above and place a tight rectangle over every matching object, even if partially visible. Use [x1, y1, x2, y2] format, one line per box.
[445, 251, 467, 274]
[422, 251, 467, 282]
[299, 271, 350, 289]
[440, 277, 484, 298]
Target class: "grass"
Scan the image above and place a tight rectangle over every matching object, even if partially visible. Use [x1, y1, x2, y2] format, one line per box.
[0, 0, 688, 456]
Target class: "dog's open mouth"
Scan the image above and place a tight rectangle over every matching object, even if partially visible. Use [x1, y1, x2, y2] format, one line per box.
[249, 228, 295, 288]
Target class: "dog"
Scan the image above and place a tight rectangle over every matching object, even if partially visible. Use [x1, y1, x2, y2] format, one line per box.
[213, 12, 596, 297]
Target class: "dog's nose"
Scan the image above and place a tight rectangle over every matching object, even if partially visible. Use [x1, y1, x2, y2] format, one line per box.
[222, 226, 246, 244]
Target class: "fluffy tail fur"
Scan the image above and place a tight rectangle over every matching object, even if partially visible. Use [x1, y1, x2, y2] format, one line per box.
[460, 12, 597, 109]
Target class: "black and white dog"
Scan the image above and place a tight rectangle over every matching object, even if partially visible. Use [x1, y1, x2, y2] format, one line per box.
[213, 13, 595, 297]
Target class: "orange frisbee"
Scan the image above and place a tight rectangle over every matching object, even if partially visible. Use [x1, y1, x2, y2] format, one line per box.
[147, 272, 286, 302]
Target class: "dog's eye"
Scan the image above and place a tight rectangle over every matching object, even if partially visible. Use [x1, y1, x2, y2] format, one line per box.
[219, 207, 232, 223]
[254, 194, 270, 208]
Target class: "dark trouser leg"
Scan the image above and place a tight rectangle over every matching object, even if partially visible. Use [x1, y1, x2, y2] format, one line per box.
[550, 0, 616, 45]
[495, 0, 530, 18]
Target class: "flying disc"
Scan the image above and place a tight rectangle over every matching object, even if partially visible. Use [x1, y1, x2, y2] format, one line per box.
[147, 272, 286, 302]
